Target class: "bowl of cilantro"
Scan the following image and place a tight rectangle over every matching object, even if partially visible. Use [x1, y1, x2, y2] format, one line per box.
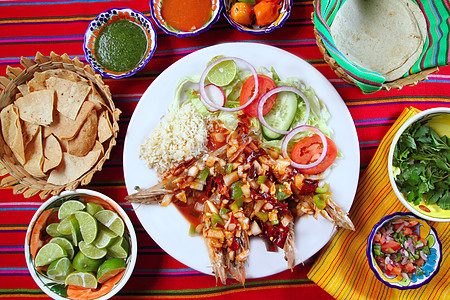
[388, 107, 450, 222]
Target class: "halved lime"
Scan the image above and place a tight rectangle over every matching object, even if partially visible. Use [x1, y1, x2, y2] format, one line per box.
[86, 202, 104, 216]
[58, 200, 85, 220]
[72, 251, 103, 272]
[49, 237, 75, 260]
[79, 240, 107, 260]
[35, 243, 67, 267]
[207, 59, 237, 87]
[94, 225, 118, 249]
[64, 271, 97, 289]
[47, 257, 73, 282]
[46, 223, 63, 237]
[75, 211, 98, 244]
[106, 236, 129, 259]
[97, 258, 126, 284]
[94, 210, 124, 237]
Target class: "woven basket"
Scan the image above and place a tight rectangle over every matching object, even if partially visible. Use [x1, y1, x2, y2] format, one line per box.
[311, 13, 439, 91]
[0, 52, 121, 199]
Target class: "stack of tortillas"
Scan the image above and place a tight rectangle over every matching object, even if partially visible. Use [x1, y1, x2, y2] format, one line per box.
[0, 52, 120, 199]
[330, 0, 427, 82]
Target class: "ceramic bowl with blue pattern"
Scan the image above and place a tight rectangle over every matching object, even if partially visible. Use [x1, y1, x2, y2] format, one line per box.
[150, 0, 222, 37]
[83, 7, 157, 79]
[223, 0, 292, 35]
[367, 212, 442, 289]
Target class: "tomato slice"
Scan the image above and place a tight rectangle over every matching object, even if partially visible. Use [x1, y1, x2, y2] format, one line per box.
[381, 241, 401, 253]
[290, 134, 338, 175]
[239, 74, 277, 118]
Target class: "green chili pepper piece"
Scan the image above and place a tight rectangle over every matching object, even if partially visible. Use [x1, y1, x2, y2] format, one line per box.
[257, 175, 267, 184]
[230, 198, 244, 212]
[211, 213, 224, 229]
[271, 219, 279, 226]
[256, 211, 269, 222]
[225, 163, 233, 174]
[373, 244, 382, 256]
[275, 184, 289, 201]
[313, 194, 326, 210]
[189, 225, 196, 236]
[230, 181, 243, 201]
[219, 207, 229, 216]
[197, 167, 210, 181]
[315, 183, 330, 194]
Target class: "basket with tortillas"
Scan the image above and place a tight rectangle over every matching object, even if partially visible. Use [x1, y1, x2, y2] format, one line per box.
[0, 52, 120, 199]
[313, 0, 450, 93]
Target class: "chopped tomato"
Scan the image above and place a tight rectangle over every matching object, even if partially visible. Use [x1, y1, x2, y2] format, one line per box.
[374, 233, 382, 243]
[391, 266, 402, 276]
[239, 74, 277, 118]
[381, 241, 402, 253]
[403, 227, 413, 235]
[420, 237, 428, 246]
[290, 134, 338, 175]
[405, 262, 416, 273]
[407, 220, 419, 227]
[417, 257, 425, 267]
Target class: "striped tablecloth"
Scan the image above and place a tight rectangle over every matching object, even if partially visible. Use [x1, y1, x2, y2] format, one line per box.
[0, 1, 449, 299]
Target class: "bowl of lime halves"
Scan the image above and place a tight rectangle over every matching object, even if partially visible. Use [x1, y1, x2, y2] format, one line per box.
[25, 189, 137, 300]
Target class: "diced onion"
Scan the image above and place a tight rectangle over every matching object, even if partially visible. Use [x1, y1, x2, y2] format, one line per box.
[281, 125, 328, 169]
[199, 57, 259, 112]
[257, 86, 310, 135]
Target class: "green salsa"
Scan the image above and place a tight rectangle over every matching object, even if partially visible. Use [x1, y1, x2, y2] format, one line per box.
[94, 20, 148, 73]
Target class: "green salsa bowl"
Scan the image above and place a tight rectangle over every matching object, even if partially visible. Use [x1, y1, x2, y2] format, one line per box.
[83, 8, 157, 79]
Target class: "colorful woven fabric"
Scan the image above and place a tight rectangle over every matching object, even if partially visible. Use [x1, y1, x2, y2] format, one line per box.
[314, 0, 450, 93]
[0, 0, 450, 299]
[308, 107, 450, 299]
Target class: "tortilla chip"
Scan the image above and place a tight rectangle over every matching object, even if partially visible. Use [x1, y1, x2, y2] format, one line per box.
[48, 101, 95, 140]
[46, 77, 91, 120]
[42, 134, 62, 173]
[23, 128, 46, 178]
[47, 144, 102, 185]
[22, 121, 40, 147]
[15, 89, 54, 126]
[88, 82, 106, 110]
[0, 104, 26, 164]
[37, 69, 88, 83]
[67, 110, 98, 157]
[97, 110, 113, 143]
[17, 84, 29, 96]
[27, 73, 47, 93]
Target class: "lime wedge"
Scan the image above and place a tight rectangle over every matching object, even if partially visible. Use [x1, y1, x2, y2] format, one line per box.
[94, 224, 118, 249]
[86, 202, 104, 216]
[72, 251, 103, 272]
[49, 237, 75, 260]
[35, 243, 67, 267]
[94, 210, 125, 237]
[79, 240, 107, 260]
[57, 216, 73, 235]
[47, 257, 73, 282]
[207, 59, 237, 87]
[106, 236, 129, 259]
[69, 216, 82, 247]
[64, 271, 97, 289]
[75, 211, 98, 244]
[58, 200, 85, 220]
[46, 223, 63, 237]
[97, 258, 126, 284]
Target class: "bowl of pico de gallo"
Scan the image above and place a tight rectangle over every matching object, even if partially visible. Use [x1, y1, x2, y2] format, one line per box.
[367, 212, 442, 289]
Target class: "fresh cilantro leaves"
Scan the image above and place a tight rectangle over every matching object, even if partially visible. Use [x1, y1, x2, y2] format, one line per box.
[393, 116, 450, 210]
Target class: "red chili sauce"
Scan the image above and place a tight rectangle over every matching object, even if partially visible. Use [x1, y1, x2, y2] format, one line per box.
[161, 0, 212, 32]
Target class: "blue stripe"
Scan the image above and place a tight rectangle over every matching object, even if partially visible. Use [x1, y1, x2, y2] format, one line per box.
[0, 268, 28, 271]
[353, 117, 395, 123]
[0, 246, 23, 249]
[0, 0, 129, 7]
[0, 208, 37, 211]
[359, 140, 382, 145]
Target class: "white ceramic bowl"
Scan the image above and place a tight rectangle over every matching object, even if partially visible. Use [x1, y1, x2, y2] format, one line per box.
[388, 107, 450, 222]
[24, 189, 137, 300]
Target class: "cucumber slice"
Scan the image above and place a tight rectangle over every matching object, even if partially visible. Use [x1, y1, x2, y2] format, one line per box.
[261, 91, 298, 140]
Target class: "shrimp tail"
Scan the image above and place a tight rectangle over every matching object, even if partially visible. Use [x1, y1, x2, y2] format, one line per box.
[283, 221, 297, 269]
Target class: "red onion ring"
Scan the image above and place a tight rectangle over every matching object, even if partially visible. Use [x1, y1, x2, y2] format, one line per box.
[281, 125, 328, 169]
[257, 86, 310, 135]
[199, 57, 259, 112]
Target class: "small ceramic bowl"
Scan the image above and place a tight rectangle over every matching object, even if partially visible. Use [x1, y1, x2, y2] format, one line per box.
[25, 189, 137, 300]
[150, 0, 222, 37]
[388, 107, 450, 222]
[83, 7, 157, 79]
[223, 0, 292, 34]
[367, 212, 442, 289]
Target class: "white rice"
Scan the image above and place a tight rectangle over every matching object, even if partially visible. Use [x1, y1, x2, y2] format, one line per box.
[139, 103, 209, 175]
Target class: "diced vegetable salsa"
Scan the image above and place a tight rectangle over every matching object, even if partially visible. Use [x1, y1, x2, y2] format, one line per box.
[373, 218, 430, 279]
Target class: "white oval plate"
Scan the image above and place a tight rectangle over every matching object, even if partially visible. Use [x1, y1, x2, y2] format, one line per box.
[123, 42, 360, 279]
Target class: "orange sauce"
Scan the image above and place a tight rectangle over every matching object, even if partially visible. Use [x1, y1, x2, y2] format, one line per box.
[162, 0, 212, 32]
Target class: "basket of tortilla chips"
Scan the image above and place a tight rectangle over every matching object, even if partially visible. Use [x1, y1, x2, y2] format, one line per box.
[313, 0, 450, 93]
[0, 52, 120, 199]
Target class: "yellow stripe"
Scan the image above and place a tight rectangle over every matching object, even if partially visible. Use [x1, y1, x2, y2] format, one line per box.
[308, 107, 450, 299]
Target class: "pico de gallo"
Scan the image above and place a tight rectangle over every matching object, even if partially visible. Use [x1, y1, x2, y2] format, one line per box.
[373, 218, 431, 279]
